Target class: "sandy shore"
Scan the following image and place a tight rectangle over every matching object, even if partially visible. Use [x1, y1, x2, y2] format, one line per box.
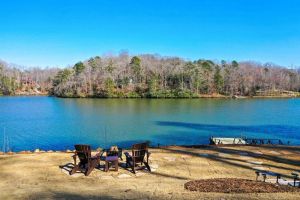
[1, 145, 300, 200]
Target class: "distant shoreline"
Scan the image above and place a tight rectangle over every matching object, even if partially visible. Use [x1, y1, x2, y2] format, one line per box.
[1, 94, 300, 99]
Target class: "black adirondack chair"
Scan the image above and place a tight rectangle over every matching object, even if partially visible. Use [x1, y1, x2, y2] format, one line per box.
[125, 142, 151, 174]
[70, 144, 100, 176]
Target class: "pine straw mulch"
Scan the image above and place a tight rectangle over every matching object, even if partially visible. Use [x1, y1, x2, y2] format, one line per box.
[184, 178, 300, 193]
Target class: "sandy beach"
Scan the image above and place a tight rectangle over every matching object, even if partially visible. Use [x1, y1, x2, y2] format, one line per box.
[1, 145, 300, 200]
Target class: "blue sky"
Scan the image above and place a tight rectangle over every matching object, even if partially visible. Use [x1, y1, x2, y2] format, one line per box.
[0, 0, 300, 67]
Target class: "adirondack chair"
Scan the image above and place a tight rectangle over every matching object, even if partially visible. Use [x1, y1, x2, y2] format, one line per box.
[125, 142, 151, 174]
[70, 144, 100, 176]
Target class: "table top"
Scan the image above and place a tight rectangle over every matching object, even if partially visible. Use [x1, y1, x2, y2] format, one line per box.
[105, 156, 118, 161]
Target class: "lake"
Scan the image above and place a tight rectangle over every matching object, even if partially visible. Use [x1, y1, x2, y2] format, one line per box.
[0, 96, 300, 151]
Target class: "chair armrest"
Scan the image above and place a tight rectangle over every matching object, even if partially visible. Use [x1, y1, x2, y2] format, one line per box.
[72, 154, 77, 165]
[98, 149, 106, 159]
[118, 148, 123, 157]
[146, 151, 151, 161]
[91, 152, 101, 160]
[124, 152, 131, 158]
[124, 152, 133, 162]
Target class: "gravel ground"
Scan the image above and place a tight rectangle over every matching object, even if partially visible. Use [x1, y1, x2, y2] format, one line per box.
[0, 145, 300, 200]
[185, 178, 300, 193]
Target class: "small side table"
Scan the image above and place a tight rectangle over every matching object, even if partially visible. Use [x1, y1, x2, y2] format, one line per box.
[104, 148, 123, 160]
[105, 156, 118, 172]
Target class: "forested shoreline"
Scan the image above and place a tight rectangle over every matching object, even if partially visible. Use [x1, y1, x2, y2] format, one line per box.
[1, 53, 300, 98]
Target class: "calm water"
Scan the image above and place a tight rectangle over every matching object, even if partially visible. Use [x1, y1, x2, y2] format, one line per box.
[0, 96, 300, 151]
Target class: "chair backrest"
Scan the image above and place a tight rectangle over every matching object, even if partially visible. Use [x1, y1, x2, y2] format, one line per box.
[74, 144, 92, 164]
[132, 142, 148, 163]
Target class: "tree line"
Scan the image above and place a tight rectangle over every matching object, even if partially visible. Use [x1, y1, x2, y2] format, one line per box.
[1, 54, 300, 97]
[0, 60, 58, 95]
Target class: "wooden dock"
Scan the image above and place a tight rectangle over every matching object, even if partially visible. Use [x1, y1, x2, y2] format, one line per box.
[245, 138, 283, 145]
[210, 137, 284, 145]
[210, 137, 246, 145]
